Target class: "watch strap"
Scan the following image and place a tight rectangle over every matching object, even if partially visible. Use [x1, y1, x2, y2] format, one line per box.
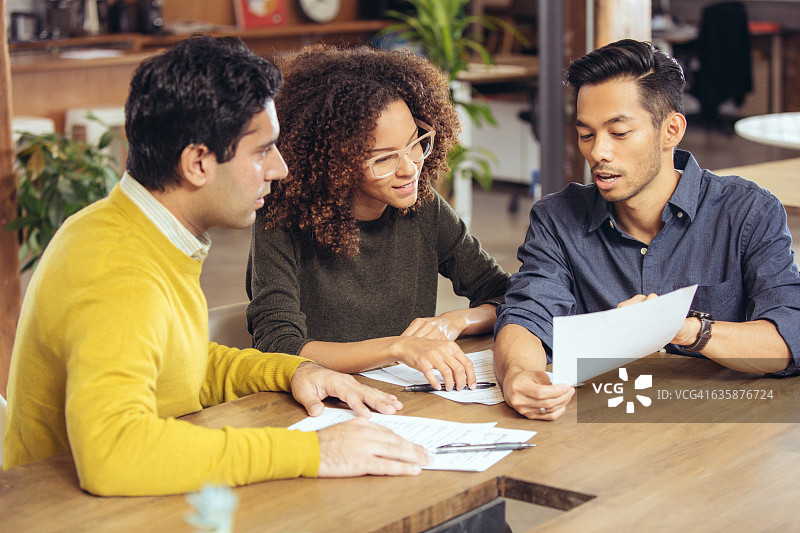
[682, 310, 714, 352]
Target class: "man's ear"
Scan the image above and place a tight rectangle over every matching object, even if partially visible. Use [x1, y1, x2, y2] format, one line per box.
[177, 143, 215, 188]
[663, 112, 687, 149]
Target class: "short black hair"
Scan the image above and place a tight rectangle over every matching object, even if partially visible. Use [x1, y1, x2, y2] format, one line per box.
[125, 35, 282, 190]
[564, 39, 685, 127]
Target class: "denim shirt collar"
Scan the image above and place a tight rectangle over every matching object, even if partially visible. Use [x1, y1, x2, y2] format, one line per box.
[588, 149, 702, 233]
[667, 150, 702, 221]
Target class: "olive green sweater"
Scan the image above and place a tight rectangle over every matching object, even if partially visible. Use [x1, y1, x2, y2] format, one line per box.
[246, 191, 510, 355]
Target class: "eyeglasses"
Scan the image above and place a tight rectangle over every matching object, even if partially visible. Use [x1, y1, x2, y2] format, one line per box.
[364, 119, 436, 179]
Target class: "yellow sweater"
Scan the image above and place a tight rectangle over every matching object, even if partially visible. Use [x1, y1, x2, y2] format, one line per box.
[4, 186, 319, 495]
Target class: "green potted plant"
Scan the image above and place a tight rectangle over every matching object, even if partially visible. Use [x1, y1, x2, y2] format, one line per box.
[386, 0, 524, 122]
[5, 121, 122, 272]
[384, 0, 527, 219]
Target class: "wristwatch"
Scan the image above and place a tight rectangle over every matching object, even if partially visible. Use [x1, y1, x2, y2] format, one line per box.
[681, 310, 714, 352]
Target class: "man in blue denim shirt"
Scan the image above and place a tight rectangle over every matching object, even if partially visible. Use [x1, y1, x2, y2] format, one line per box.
[494, 39, 800, 420]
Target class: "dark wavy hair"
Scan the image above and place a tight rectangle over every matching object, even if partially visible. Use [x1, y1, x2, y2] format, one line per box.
[125, 35, 283, 190]
[263, 44, 460, 255]
[564, 39, 685, 127]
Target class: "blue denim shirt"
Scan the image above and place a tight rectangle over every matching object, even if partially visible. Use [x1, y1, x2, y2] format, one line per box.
[496, 150, 800, 375]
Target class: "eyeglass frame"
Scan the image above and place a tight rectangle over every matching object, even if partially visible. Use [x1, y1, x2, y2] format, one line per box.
[363, 119, 436, 179]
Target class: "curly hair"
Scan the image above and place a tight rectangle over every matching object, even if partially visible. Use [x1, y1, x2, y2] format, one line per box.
[263, 45, 460, 255]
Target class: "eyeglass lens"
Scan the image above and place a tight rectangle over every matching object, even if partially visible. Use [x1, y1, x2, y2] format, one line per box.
[371, 130, 434, 178]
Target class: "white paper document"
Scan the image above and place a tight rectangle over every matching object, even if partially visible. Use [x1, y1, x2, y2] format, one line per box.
[551, 285, 698, 387]
[288, 408, 536, 472]
[360, 349, 505, 405]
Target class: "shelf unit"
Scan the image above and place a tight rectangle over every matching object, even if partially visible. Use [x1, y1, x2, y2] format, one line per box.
[9, 20, 389, 131]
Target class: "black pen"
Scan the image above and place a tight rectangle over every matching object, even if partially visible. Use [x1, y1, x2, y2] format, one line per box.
[402, 382, 496, 392]
[435, 442, 535, 453]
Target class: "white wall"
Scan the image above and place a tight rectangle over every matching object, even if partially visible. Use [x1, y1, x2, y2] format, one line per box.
[469, 99, 540, 185]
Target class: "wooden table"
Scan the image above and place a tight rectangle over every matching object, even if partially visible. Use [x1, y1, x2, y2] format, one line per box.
[2, 336, 799, 532]
[715, 157, 800, 214]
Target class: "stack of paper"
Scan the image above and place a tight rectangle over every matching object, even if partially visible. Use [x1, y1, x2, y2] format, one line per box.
[360, 349, 505, 405]
[288, 408, 536, 472]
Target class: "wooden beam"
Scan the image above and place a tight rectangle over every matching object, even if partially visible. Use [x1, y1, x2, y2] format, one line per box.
[564, 0, 588, 184]
[538, 0, 589, 189]
[0, 2, 21, 398]
[537, 0, 565, 195]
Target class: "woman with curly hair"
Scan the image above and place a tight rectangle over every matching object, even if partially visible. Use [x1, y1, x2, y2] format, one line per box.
[246, 45, 509, 391]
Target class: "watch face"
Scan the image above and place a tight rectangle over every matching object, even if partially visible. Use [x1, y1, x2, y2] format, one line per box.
[688, 310, 714, 321]
[297, 0, 341, 23]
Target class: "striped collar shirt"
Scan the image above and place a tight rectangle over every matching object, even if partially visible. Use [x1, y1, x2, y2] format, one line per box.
[119, 172, 211, 261]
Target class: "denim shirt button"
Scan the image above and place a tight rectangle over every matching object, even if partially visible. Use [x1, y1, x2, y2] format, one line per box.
[640, 247, 647, 255]
[677, 212, 683, 218]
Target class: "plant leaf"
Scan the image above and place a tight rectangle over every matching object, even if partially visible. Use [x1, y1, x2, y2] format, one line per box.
[20, 255, 38, 273]
[12, 123, 119, 272]
[97, 130, 114, 150]
[27, 148, 46, 180]
[4, 215, 38, 232]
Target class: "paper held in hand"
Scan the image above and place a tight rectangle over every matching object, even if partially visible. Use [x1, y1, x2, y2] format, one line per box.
[551, 285, 698, 387]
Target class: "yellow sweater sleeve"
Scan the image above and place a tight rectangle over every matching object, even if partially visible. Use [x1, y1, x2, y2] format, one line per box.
[5, 190, 323, 494]
[200, 342, 310, 407]
[63, 270, 320, 496]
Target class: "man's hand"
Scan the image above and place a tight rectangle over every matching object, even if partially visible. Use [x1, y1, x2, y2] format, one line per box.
[501, 367, 574, 420]
[494, 324, 573, 420]
[317, 417, 432, 477]
[390, 336, 477, 391]
[291, 362, 402, 417]
[616, 293, 658, 308]
[617, 293, 699, 346]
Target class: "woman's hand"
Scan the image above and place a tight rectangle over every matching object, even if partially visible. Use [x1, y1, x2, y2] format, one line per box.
[390, 336, 476, 391]
[401, 315, 466, 341]
[401, 305, 498, 341]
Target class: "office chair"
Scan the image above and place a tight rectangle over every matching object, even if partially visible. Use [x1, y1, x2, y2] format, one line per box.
[208, 302, 252, 348]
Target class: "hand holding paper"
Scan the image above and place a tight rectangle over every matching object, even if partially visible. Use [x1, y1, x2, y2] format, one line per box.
[551, 285, 698, 386]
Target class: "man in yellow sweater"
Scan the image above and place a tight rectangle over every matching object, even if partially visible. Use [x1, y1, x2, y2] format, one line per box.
[3, 35, 430, 496]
